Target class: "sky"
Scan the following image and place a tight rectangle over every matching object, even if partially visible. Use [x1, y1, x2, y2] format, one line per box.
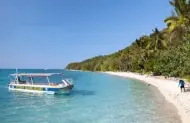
[0, 0, 172, 69]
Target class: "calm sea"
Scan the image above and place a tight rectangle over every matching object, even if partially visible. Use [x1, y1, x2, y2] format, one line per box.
[0, 69, 181, 123]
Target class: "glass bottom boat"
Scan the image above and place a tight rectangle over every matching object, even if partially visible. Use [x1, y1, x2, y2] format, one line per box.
[8, 73, 74, 94]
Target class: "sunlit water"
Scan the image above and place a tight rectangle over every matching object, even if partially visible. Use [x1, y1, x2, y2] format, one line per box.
[0, 69, 181, 123]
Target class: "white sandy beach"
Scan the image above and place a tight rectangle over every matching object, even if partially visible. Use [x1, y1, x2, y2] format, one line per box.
[106, 72, 190, 123]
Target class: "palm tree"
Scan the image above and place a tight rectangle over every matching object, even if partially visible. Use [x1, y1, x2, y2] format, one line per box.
[164, 0, 190, 42]
[146, 28, 167, 51]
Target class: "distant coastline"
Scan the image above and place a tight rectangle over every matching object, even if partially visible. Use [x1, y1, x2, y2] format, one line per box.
[68, 69, 83, 71]
[105, 71, 190, 123]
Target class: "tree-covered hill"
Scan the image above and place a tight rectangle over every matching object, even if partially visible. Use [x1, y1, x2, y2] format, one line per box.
[66, 0, 190, 78]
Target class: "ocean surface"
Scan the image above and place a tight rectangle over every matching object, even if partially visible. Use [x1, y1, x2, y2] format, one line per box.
[0, 69, 181, 123]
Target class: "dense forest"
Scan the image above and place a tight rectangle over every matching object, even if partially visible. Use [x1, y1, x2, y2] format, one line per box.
[66, 0, 190, 78]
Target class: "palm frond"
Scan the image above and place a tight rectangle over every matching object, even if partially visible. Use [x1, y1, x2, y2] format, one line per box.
[161, 40, 167, 48]
[169, 1, 175, 7]
[164, 16, 178, 23]
[146, 43, 151, 50]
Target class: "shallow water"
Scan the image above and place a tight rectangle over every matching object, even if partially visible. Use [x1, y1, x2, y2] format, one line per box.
[0, 69, 181, 123]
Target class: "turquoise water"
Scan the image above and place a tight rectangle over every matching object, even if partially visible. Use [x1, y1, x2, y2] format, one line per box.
[0, 69, 181, 123]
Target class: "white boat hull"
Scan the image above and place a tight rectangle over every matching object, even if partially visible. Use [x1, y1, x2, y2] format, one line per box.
[8, 84, 74, 94]
[9, 88, 56, 94]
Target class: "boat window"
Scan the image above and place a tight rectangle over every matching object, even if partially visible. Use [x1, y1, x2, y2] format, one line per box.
[18, 76, 28, 84]
[49, 75, 63, 84]
[32, 77, 49, 85]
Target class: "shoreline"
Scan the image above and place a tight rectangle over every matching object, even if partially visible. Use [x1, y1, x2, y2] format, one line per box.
[105, 71, 190, 123]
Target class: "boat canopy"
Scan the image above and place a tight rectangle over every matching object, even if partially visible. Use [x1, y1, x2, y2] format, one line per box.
[10, 73, 62, 77]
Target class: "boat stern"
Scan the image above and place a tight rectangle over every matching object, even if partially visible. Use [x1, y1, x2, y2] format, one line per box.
[58, 84, 74, 94]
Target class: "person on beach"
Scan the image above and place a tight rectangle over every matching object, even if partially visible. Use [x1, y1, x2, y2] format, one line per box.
[178, 80, 185, 92]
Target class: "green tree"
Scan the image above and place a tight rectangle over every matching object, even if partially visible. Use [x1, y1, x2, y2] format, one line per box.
[147, 28, 167, 51]
[164, 0, 190, 42]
